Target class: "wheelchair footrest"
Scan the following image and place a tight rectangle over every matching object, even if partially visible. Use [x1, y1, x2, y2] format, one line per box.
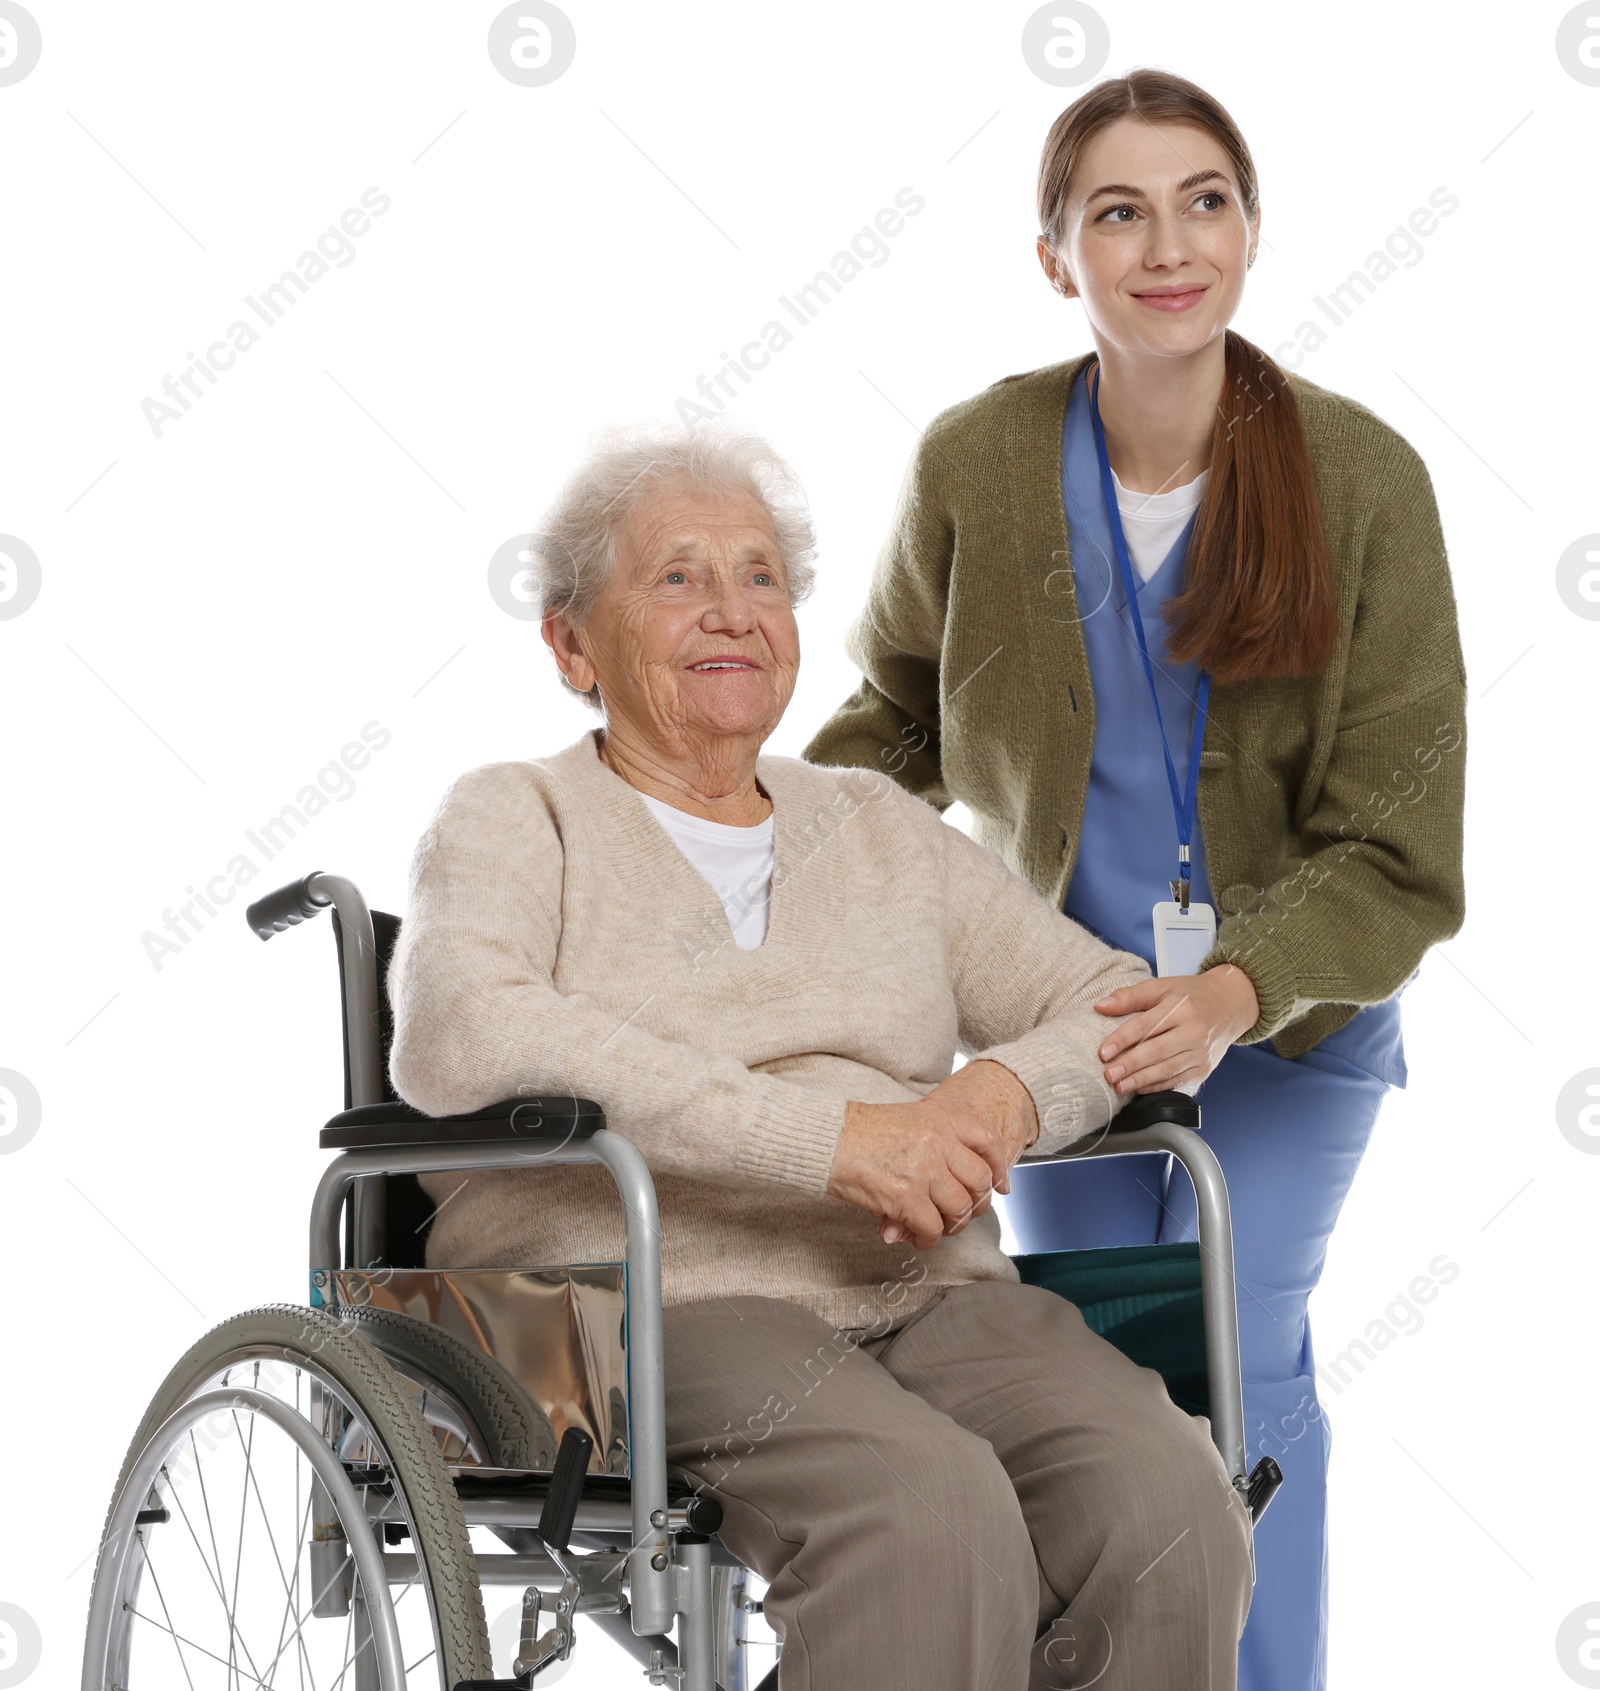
[1247, 1456, 1283, 1523]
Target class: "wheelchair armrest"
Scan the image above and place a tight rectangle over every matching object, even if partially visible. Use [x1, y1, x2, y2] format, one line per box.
[1105, 1089, 1199, 1133]
[319, 1096, 605, 1150]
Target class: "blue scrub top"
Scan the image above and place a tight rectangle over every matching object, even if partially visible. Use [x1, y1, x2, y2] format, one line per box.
[1059, 365, 1406, 1087]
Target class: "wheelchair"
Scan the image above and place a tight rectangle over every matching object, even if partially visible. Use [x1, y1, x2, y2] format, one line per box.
[82, 868, 1283, 1690]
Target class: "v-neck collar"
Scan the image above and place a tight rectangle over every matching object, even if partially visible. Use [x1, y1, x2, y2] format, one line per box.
[1130, 516, 1198, 610]
[556, 730, 840, 955]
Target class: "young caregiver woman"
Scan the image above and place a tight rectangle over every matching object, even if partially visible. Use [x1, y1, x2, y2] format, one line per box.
[804, 69, 1466, 1691]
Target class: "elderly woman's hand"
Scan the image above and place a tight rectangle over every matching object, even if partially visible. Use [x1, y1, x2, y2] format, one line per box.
[828, 1061, 1039, 1251]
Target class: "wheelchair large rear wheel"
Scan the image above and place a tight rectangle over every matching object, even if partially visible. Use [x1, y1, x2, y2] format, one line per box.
[82, 1303, 492, 1689]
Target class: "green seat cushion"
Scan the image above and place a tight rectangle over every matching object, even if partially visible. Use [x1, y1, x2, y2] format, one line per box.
[1012, 1242, 1210, 1418]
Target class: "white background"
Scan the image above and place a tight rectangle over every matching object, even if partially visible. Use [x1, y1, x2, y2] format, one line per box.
[3, 2, 1596, 1686]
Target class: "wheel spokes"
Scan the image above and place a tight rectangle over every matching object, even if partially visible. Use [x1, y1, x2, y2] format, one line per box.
[107, 1388, 442, 1691]
[168, 1451, 266, 1683]
[126, 1604, 290, 1691]
[142, 1552, 201, 1691]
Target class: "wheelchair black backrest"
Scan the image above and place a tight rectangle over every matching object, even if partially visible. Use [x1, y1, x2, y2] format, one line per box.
[330, 909, 438, 1268]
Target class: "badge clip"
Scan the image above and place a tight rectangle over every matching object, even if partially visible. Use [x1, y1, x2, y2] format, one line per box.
[1170, 847, 1193, 913]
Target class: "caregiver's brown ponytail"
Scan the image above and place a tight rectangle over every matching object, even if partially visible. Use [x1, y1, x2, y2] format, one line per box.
[1038, 70, 1339, 683]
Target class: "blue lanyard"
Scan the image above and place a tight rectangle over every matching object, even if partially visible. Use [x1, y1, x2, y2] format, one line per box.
[1086, 361, 1210, 908]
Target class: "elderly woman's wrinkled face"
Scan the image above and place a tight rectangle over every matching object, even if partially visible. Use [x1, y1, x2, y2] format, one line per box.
[555, 482, 800, 754]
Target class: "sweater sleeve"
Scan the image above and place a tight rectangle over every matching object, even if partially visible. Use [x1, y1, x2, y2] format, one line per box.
[801, 427, 954, 806]
[934, 815, 1152, 1156]
[387, 767, 847, 1199]
[1204, 436, 1468, 1042]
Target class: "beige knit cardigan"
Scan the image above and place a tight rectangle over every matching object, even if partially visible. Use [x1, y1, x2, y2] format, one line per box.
[387, 731, 1149, 1330]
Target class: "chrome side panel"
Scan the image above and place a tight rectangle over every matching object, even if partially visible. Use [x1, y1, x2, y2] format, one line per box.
[329, 1265, 629, 1474]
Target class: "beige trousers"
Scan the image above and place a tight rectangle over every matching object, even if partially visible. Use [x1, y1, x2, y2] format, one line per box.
[662, 1280, 1252, 1691]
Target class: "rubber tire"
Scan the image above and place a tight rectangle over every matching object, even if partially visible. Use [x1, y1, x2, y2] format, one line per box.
[336, 1303, 558, 1470]
[89, 1303, 492, 1687]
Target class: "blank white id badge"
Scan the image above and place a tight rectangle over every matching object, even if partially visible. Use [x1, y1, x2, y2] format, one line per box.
[1152, 900, 1217, 978]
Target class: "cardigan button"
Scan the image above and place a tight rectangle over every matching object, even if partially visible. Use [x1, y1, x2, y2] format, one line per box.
[1218, 883, 1257, 915]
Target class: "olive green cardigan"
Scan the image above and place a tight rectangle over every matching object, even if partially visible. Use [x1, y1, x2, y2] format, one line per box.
[802, 352, 1467, 1059]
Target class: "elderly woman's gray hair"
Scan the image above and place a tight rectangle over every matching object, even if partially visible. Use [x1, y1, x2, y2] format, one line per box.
[531, 420, 818, 706]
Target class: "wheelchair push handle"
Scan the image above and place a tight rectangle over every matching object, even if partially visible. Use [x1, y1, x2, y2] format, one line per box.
[246, 871, 331, 940]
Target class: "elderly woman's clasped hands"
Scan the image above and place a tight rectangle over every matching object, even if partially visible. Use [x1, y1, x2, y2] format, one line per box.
[833, 1058, 1041, 1250]
[837, 967, 1261, 1249]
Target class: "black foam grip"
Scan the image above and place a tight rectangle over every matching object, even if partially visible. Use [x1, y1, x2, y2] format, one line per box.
[538, 1426, 595, 1553]
[245, 871, 329, 940]
[1110, 1089, 1201, 1133]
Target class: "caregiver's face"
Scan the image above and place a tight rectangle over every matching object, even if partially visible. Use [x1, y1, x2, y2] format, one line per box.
[576, 483, 800, 748]
[1042, 117, 1257, 359]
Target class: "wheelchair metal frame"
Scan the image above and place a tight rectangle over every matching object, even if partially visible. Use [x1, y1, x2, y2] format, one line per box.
[284, 867, 1261, 1686]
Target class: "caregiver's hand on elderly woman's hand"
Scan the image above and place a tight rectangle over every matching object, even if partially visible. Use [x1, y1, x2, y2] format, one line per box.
[827, 1061, 1039, 1252]
[1093, 964, 1260, 1095]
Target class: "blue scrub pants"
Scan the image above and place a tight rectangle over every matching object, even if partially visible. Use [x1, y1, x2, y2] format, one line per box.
[1002, 1041, 1389, 1691]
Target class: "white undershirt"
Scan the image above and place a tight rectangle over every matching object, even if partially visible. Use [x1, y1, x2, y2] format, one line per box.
[638, 792, 775, 951]
[1112, 467, 1208, 583]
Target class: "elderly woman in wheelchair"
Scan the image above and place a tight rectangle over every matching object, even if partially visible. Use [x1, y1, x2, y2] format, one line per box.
[386, 421, 1253, 1689]
[82, 421, 1255, 1691]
